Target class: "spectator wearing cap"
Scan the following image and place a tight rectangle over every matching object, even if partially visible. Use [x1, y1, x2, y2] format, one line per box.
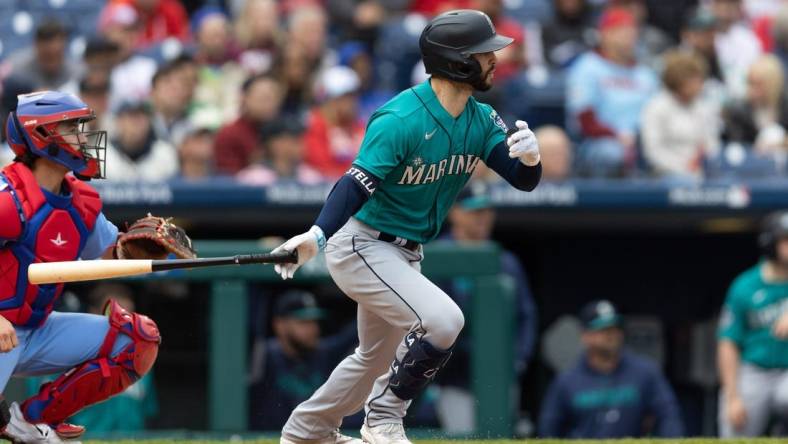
[535, 125, 574, 181]
[98, 2, 158, 112]
[237, 118, 324, 185]
[111, 0, 191, 48]
[214, 74, 284, 174]
[5, 18, 80, 93]
[338, 41, 394, 121]
[304, 66, 366, 179]
[542, 0, 596, 69]
[538, 300, 684, 439]
[566, 7, 659, 178]
[710, 0, 763, 99]
[150, 55, 199, 145]
[248, 290, 358, 430]
[641, 50, 721, 181]
[435, 181, 538, 433]
[105, 100, 179, 181]
[607, 0, 672, 66]
[680, 6, 729, 113]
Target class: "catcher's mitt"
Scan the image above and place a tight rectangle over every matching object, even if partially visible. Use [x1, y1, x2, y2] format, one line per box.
[116, 214, 197, 260]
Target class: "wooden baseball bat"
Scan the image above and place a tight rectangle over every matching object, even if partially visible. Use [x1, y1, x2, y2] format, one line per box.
[27, 251, 299, 285]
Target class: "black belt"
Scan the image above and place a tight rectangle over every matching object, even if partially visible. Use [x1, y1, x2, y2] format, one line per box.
[377, 231, 420, 251]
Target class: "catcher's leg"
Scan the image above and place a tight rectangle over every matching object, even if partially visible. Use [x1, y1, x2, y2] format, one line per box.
[18, 300, 160, 434]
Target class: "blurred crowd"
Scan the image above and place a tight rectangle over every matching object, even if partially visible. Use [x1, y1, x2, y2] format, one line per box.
[3, 0, 788, 182]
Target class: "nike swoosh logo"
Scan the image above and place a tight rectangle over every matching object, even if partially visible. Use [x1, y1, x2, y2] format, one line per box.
[425, 128, 437, 140]
[34, 425, 47, 437]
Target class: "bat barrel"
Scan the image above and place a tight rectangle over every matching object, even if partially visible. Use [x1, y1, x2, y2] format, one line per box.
[28, 260, 153, 285]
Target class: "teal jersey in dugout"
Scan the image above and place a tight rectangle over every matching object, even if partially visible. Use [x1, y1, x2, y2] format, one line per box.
[353, 79, 508, 243]
[718, 263, 788, 368]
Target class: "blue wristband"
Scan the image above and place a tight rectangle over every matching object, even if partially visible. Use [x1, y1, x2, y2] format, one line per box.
[310, 225, 327, 251]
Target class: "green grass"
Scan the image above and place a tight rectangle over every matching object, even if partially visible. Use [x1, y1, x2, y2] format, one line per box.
[84, 440, 788, 444]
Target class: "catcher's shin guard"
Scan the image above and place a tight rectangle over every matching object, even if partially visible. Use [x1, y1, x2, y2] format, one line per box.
[21, 299, 160, 425]
[389, 331, 453, 400]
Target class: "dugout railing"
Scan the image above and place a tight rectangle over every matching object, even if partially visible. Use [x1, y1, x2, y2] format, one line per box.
[137, 240, 515, 438]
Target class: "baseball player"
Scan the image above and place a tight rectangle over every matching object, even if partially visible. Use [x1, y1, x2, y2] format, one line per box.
[272, 10, 542, 444]
[0, 91, 193, 443]
[718, 211, 788, 437]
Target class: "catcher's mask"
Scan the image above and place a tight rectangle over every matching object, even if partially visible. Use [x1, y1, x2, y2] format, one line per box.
[6, 91, 107, 180]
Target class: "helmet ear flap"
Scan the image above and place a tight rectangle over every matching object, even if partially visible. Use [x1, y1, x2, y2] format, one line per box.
[6, 111, 30, 156]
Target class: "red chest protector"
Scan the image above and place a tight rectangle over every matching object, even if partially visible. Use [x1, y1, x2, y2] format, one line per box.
[0, 162, 101, 327]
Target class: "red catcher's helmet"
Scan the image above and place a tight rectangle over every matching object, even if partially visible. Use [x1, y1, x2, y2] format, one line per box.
[6, 91, 107, 179]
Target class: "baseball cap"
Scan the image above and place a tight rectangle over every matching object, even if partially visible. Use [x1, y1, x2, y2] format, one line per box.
[339, 41, 370, 67]
[98, 3, 139, 32]
[579, 300, 623, 331]
[456, 182, 492, 211]
[314, 66, 360, 102]
[274, 290, 327, 320]
[598, 7, 637, 31]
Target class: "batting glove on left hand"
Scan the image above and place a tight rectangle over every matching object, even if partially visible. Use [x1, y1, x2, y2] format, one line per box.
[507, 120, 540, 166]
[272, 225, 326, 279]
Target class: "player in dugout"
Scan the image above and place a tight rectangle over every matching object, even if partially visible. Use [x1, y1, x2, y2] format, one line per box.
[0, 90, 194, 443]
[271, 9, 542, 444]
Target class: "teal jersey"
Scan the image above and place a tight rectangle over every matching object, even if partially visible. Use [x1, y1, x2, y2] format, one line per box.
[353, 79, 508, 243]
[718, 263, 788, 368]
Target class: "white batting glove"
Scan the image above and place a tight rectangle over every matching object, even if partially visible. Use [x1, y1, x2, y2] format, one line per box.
[272, 225, 326, 280]
[507, 120, 540, 166]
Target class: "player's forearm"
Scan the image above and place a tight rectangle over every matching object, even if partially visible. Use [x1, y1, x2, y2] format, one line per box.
[313, 166, 377, 239]
[485, 142, 542, 191]
[718, 340, 741, 398]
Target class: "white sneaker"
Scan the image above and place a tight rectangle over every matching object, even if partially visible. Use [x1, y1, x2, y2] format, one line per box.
[1, 402, 63, 444]
[280, 429, 362, 444]
[360, 423, 412, 444]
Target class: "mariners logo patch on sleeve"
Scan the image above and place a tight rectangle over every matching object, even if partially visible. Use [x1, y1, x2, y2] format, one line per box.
[490, 110, 507, 133]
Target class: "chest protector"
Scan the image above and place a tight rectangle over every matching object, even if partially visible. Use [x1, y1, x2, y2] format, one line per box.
[0, 163, 101, 327]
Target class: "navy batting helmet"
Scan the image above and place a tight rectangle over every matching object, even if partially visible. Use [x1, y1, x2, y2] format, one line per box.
[419, 9, 513, 88]
[759, 211, 788, 260]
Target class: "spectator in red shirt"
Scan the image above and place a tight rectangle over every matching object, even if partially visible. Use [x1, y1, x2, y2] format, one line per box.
[304, 66, 366, 179]
[213, 74, 284, 174]
[112, 0, 191, 48]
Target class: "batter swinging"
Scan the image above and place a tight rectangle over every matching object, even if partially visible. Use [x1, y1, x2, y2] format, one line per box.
[273, 10, 542, 444]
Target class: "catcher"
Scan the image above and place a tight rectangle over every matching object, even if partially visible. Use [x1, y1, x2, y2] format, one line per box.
[0, 91, 195, 443]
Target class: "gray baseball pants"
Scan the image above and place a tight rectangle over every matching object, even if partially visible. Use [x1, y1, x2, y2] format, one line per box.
[281, 217, 464, 440]
[718, 363, 788, 437]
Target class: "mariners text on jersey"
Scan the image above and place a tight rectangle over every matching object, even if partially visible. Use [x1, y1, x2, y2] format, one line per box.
[352, 79, 506, 243]
[397, 154, 481, 185]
